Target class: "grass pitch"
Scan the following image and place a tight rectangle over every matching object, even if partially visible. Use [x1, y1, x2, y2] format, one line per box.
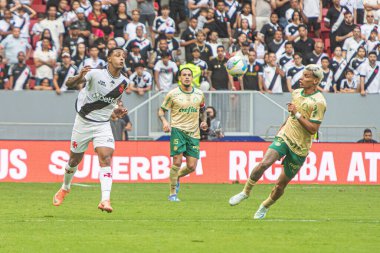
[0, 183, 379, 253]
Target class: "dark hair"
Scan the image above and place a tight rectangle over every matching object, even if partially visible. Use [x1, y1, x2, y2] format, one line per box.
[368, 51, 377, 57]
[217, 45, 225, 50]
[364, 128, 372, 134]
[107, 47, 124, 57]
[161, 51, 170, 58]
[285, 41, 293, 47]
[161, 4, 170, 10]
[190, 17, 197, 22]
[321, 56, 330, 62]
[294, 52, 302, 58]
[298, 24, 308, 30]
[270, 12, 278, 17]
[291, 10, 301, 21]
[206, 106, 216, 117]
[179, 67, 193, 76]
[345, 69, 354, 75]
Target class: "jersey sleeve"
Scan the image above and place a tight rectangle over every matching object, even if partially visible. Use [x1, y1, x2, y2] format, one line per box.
[161, 91, 173, 111]
[309, 101, 326, 124]
[200, 93, 206, 112]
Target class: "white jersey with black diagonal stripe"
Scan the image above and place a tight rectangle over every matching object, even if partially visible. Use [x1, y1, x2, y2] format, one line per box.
[76, 68, 130, 122]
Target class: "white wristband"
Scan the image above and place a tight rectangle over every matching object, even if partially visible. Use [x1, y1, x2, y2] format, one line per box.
[295, 112, 302, 119]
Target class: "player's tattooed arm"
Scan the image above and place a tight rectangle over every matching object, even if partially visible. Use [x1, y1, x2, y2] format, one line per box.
[66, 66, 91, 88]
[158, 108, 171, 132]
[288, 103, 320, 135]
[200, 110, 208, 131]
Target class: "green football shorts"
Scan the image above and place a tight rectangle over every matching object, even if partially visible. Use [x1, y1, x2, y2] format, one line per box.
[269, 137, 307, 178]
[170, 127, 200, 159]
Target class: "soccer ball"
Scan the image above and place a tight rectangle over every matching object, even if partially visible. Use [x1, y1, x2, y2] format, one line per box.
[199, 81, 210, 91]
[226, 55, 248, 77]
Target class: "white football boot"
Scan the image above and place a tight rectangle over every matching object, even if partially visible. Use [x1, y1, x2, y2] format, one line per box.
[229, 192, 248, 206]
[253, 204, 269, 219]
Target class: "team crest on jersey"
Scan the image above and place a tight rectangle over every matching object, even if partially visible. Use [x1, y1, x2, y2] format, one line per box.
[72, 141, 78, 149]
[119, 83, 125, 93]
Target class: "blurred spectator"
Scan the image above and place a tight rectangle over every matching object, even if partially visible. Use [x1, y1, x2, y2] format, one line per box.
[65, 0, 80, 27]
[150, 38, 178, 67]
[31, 13, 45, 38]
[10, 3, 36, 40]
[7, 51, 31, 90]
[57, 0, 70, 21]
[254, 0, 276, 31]
[357, 128, 378, 143]
[125, 43, 146, 75]
[125, 26, 153, 61]
[0, 55, 6, 89]
[124, 9, 147, 41]
[275, 0, 291, 28]
[318, 56, 334, 92]
[189, 31, 213, 63]
[364, 0, 380, 22]
[0, 27, 31, 65]
[224, 0, 240, 27]
[72, 42, 88, 68]
[342, 26, 365, 65]
[188, 0, 213, 18]
[349, 46, 367, 84]
[365, 29, 379, 53]
[214, 1, 232, 51]
[203, 8, 217, 35]
[169, 0, 186, 34]
[0, 0, 7, 19]
[152, 5, 175, 41]
[361, 11, 378, 40]
[153, 51, 178, 91]
[79, 45, 105, 70]
[196, 8, 209, 31]
[235, 3, 254, 29]
[263, 52, 284, 93]
[0, 10, 14, 41]
[88, 0, 107, 35]
[284, 10, 301, 42]
[190, 47, 209, 88]
[335, 11, 355, 50]
[251, 32, 266, 64]
[339, 69, 358, 92]
[117, 100, 132, 141]
[34, 38, 57, 87]
[181, 17, 198, 63]
[163, 27, 181, 59]
[268, 29, 287, 59]
[234, 19, 253, 44]
[331, 46, 348, 91]
[340, 0, 358, 23]
[304, 41, 328, 66]
[53, 52, 78, 94]
[293, 24, 315, 56]
[286, 52, 304, 92]
[127, 63, 152, 95]
[110, 111, 127, 140]
[230, 32, 248, 56]
[103, 39, 117, 59]
[206, 30, 222, 58]
[234, 41, 250, 62]
[39, 5, 65, 50]
[36, 29, 58, 53]
[79, 0, 92, 17]
[75, 7, 92, 45]
[241, 49, 264, 91]
[278, 42, 294, 74]
[286, 0, 305, 22]
[34, 77, 53, 91]
[260, 13, 280, 46]
[301, 0, 322, 38]
[359, 51, 380, 95]
[208, 45, 233, 90]
[63, 23, 85, 57]
[137, 0, 155, 42]
[357, 0, 365, 24]
[113, 2, 129, 39]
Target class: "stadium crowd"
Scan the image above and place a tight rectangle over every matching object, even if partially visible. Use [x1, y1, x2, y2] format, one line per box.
[0, 0, 379, 95]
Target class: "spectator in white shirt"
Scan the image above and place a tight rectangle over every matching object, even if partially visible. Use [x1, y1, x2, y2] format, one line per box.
[0, 27, 31, 65]
[34, 38, 57, 86]
[39, 5, 65, 50]
[154, 51, 178, 91]
[124, 9, 147, 42]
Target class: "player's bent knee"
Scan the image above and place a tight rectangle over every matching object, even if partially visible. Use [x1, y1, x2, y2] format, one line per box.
[99, 155, 112, 166]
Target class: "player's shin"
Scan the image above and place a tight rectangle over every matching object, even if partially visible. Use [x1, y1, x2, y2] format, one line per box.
[62, 164, 78, 190]
[169, 165, 180, 195]
[99, 167, 113, 201]
[262, 195, 276, 208]
[243, 178, 257, 196]
[178, 166, 193, 178]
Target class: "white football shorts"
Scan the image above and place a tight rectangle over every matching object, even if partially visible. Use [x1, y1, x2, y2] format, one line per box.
[70, 115, 115, 153]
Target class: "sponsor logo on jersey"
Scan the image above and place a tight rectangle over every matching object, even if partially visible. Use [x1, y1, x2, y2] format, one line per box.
[92, 92, 117, 104]
[179, 106, 198, 114]
[98, 80, 106, 86]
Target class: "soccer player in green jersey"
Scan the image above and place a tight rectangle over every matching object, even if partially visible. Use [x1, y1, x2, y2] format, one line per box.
[229, 64, 327, 219]
[158, 68, 208, 202]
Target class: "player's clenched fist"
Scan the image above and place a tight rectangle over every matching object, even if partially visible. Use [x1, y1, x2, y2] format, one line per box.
[287, 103, 298, 115]
[200, 121, 208, 131]
[162, 121, 171, 133]
[79, 66, 92, 78]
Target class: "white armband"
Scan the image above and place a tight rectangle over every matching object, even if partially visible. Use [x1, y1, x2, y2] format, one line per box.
[295, 112, 302, 119]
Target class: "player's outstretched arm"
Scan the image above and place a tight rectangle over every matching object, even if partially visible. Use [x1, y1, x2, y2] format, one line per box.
[66, 66, 91, 88]
[158, 108, 171, 132]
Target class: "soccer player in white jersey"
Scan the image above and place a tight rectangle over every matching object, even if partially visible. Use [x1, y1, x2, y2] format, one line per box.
[53, 48, 129, 213]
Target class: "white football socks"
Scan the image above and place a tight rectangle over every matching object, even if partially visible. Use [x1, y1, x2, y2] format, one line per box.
[62, 164, 78, 191]
[99, 166, 113, 202]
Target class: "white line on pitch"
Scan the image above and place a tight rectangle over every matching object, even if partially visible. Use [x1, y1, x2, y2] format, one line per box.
[72, 183, 95, 187]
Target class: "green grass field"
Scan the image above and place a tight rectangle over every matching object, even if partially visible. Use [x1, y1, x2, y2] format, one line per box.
[0, 183, 379, 253]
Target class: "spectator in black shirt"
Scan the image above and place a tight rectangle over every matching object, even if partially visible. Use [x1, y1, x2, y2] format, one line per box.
[357, 129, 378, 143]
[241, 49, 264, 91]
[180, 17, 198, 63]
[335, 12, 355, 50]
[188, 31, 213, 64]
[113, 3, 129, 39]
[75, 7, 92, 46]
[214, 0, 232, 51]
[260, 13, 280, 46]
[208, 45, 233, 90]
[72, 42, 88, 68]
[63, 23, 85, 57]
[293, 24, 315, 56]
[53, 52, 78, 94]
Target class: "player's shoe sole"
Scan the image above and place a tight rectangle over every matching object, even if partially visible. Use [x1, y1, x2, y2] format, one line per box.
[53, 188, 70, 206]
[168, 194, 180, 202]
[98, 200, 113, 213]
[253, 204, 269, 219]
[229, 192, 248, 206]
